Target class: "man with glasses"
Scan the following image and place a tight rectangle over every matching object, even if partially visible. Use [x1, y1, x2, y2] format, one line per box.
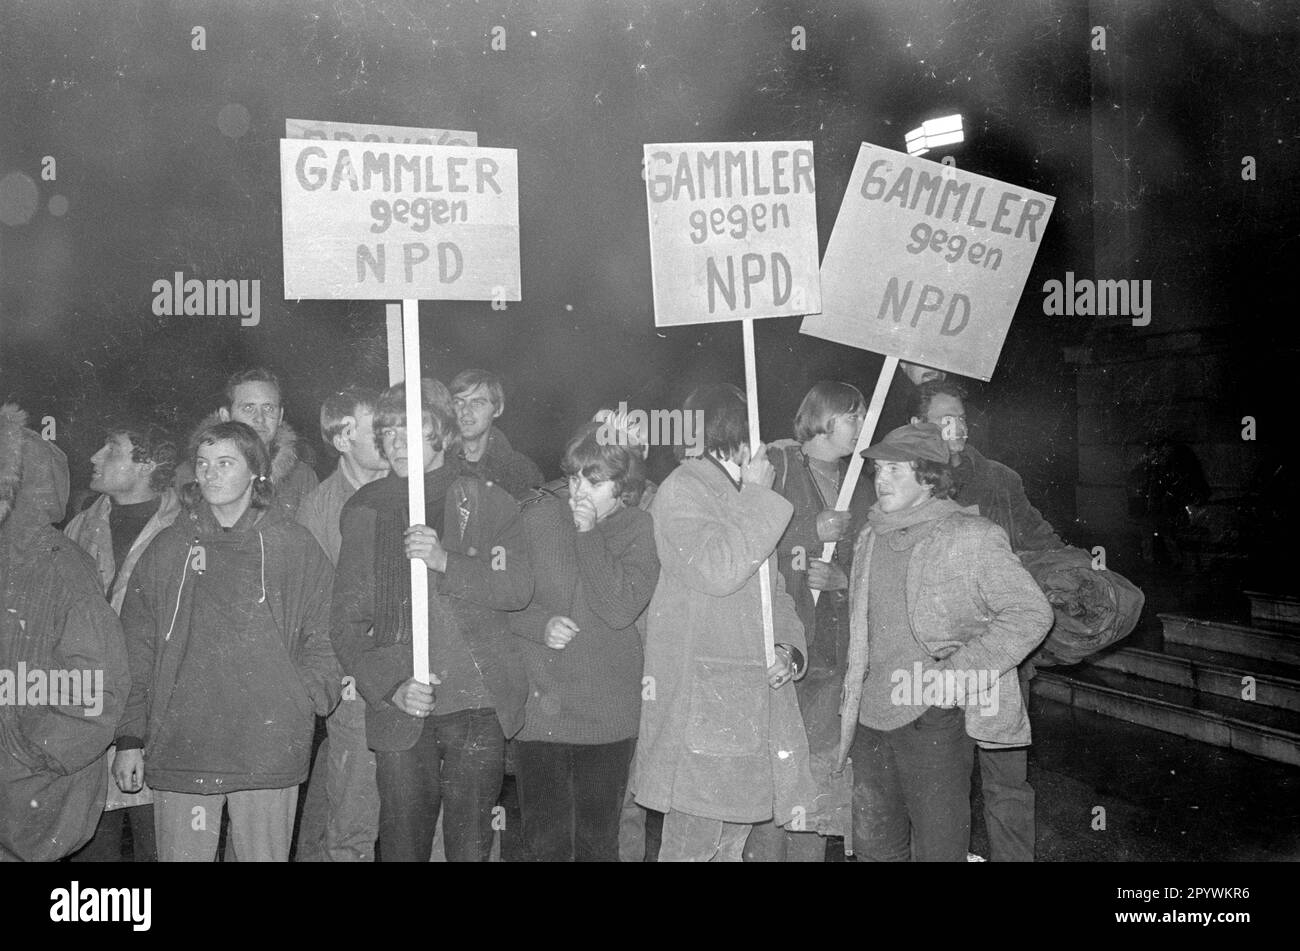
[450, 370, 544, 501]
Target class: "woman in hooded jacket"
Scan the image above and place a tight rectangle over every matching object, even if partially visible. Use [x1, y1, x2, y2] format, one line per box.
[114, 421, 340, 862]
[509, 421, 660, 861]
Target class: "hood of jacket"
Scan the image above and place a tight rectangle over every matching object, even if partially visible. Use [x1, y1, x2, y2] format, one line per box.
[187, 410, 306, 487]
[169, 499, 288, 619]
[0, 403, 70, 537]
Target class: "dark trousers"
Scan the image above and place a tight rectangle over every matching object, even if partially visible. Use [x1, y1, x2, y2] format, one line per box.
[374, 707, 505, 862]
[851, 706, 974, 862]
[976, 664, 1035, 861]
[515, 737, 636, 862]
[69, 805, 156, 862]
[978, 746, 1035, 861]
[743, 822, 827, 862]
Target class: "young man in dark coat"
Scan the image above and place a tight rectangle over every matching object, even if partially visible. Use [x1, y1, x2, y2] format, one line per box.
[451, 369, 544, 501]
[331, 379, 532, 862]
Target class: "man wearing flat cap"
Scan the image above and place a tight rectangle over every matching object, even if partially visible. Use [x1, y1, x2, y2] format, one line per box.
[834, 422, 1052, 862]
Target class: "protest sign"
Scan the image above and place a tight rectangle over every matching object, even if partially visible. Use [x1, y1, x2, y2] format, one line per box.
[644, 140, 823, 664]
[802, 144, 1054, 595]
[281, 131, 516, 685]
[280, 139, 520, 301]
[644, 141, 821, 328]
[285, 118, 476, 147]
[801, 142, 1054, 381]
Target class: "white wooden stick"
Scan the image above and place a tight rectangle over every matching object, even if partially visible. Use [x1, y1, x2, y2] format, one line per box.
[386, 303, 404, 386]
[402, 299, 430, 685]
[742, 319, 777, 669]
[812, 355, 898, 605]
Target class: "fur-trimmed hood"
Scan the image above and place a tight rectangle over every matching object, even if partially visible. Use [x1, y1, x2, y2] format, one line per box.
[0, 403, 70, 532]
[178, 410, 306, 488]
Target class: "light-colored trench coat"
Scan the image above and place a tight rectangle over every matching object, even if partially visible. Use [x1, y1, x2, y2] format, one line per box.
[633, 458, 817, 825]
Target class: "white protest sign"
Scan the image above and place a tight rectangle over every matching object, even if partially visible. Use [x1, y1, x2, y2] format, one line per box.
[801, 143, 1054, 382]
[643, 141, 821, 666]
[285, 118, 476, 147]
[644, 141, 821, 327]
[280, 139, 520, 301]
[284, 121, 479, 387]
[280, 128, 512, 689]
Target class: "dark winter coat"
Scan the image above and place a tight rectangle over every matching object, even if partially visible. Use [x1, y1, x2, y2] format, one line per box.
[331, 468, 533, 752]
[509, 497, 659, 744]
[766, 440, 871, 836]
[0, 405, 130, 860]
[116, 501, 340, 793]
[456, 426, 545, 501]
[767, 439, 871, 671]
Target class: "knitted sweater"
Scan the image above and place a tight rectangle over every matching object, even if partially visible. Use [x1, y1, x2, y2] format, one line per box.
[859, 521, 934, 730]
[509, 499, 659, 744]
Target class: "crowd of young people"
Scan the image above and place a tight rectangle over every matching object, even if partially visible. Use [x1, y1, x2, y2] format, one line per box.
[1, 362, 1068, 862]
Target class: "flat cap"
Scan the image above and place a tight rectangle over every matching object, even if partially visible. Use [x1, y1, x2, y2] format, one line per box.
[861, 422, 950, 464]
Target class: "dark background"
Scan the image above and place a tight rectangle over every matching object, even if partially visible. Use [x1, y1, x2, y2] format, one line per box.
[2, 0, 1297, 537]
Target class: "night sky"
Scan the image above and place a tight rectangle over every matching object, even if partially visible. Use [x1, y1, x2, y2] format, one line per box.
[2, 0, 1297, 528]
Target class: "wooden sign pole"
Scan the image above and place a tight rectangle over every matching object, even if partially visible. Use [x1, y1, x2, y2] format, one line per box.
[811, 354, 898, 605]
[401, 299, 431, 684]
[385, 303, 404, 387]
[742, 318, 777, 669]
[281, 132, 516, 693]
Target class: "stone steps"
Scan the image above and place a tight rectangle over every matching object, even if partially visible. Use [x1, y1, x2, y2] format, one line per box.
[1031, 663, 1300, 767]
[1159, 613, 1300, 666]
[1244, 590, 1300, 628]
[1085, 643, 1300, 713]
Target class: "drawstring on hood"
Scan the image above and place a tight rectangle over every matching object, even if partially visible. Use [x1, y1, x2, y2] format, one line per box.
[163, 536, 196, 642]
[164, 505, 271, 638]
[258, 529, 267, 603]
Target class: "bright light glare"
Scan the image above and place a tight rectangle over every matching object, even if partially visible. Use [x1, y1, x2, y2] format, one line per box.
[905, 114, 964, 156]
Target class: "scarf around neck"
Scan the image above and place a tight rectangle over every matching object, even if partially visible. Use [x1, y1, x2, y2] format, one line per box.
[375, 466, 457, 647]
[866, 495, 962, 548]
